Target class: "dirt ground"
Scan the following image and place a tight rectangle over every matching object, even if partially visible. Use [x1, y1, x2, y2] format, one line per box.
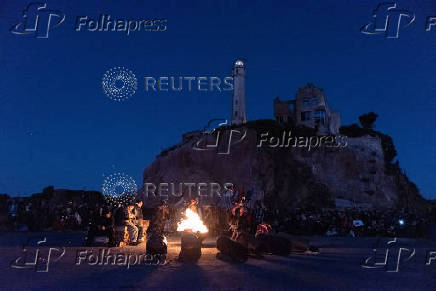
[0, 232, 435, 291]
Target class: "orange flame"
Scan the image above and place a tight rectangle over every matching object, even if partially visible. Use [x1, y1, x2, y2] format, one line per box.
[177, 208, 208, 233]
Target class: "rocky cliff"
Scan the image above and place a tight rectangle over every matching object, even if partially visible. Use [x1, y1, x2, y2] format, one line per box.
[140, 120, 427, 211]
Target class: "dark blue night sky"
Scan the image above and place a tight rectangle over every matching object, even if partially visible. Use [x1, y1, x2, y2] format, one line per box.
[0, 0, 435, 198]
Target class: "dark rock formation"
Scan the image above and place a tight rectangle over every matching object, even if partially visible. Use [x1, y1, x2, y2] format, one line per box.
[140, 120, 429, 212]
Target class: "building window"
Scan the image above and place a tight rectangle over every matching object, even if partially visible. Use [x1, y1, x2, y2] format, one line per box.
[235, 111, 238, 117]
[314, 110, 325, 124]
[235, 100, 238, 105]
[303, 97, 319, 107]
[301, 111, 311, 121]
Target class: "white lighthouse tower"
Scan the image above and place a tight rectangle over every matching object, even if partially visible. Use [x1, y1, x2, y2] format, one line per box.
[231, 60, 246, 125]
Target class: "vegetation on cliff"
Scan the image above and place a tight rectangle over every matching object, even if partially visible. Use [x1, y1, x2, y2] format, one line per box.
[340, 112, 429, 211]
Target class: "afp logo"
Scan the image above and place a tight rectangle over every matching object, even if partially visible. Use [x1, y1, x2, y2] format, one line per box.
[10, 2, 65, 38]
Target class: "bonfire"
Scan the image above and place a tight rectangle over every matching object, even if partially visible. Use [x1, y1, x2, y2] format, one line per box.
[177, 208, 208, 233]
[177, 208, 208, 262]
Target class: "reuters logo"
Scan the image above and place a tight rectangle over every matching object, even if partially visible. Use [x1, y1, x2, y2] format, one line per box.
[102, 172, 137, 206]
[102, 67, 137, 102]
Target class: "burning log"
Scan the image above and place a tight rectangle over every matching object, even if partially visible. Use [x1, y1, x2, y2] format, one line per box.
[177, 208, 208, 262]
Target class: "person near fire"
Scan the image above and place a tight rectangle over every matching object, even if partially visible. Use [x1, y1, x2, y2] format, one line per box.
[217, 184, 236, 233]
[251, 200, 266, 234]
[123, 204, 139, 245]
[85, 207, 115, 247]
[148, 200, 169, 234]
[133, 200, 145, 242]
[230, 194, 250, 240]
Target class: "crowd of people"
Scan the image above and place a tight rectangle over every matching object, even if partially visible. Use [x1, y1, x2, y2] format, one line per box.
[271, 208, 431, 238]
[4, 198, 103, 231]
[85, 201, 147, 246]
[1, 187, 433, 242]
[167, 185, 432, 240]
[169, 185, 432, 240]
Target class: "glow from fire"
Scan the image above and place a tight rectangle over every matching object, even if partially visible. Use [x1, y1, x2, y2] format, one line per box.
[177, 208, 208, 233]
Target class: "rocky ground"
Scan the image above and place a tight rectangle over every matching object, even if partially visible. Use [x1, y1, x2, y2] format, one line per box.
[0, 232, 435, 291]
